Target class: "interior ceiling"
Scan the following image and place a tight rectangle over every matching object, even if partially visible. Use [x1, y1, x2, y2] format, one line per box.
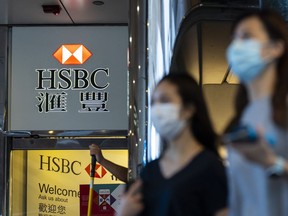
[0, 0, 129, 25]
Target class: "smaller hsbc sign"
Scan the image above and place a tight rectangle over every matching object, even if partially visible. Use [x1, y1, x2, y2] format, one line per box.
[10, 26, 128, 131]
[39, 154, 82, 175]
[39, 154, 109, 178]
[25, 150, 128, 216]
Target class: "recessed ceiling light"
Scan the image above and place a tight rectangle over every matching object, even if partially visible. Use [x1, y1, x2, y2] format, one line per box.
[93, 1, 104, 5]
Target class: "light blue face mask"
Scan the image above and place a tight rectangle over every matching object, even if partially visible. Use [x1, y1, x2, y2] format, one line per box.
[226, 39, 270, 83]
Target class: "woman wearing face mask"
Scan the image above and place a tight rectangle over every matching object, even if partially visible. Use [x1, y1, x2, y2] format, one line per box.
[226, 10, 288, 216]
[117, 73, 228, 216]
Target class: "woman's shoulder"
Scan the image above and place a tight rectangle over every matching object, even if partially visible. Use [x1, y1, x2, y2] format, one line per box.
[194, 150, 227, 189]
[198, 149, 222, 161]
[197, 150, 226, 173]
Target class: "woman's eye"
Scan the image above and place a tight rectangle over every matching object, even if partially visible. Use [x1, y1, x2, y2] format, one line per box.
[241, 32, 252, 40]
[242, 34, 252, 39]
[151, 98, 170, 105]
[159, 96, 171, 103]
[234, 31, 252, 40]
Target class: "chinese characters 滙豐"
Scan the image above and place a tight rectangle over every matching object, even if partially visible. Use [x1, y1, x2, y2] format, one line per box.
[36, 91, 109, 113]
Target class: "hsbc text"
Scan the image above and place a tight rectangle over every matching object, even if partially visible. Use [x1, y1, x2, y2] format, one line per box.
[40, 155, 81, 175]
[35, 68, 110, 90]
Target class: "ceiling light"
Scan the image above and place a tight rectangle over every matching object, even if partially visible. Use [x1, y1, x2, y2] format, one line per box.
[92, 1, 104, 6]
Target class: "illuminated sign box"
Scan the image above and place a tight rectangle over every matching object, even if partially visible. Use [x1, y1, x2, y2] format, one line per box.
[9, 26, 128, 131]
[25, 150, 128, 216]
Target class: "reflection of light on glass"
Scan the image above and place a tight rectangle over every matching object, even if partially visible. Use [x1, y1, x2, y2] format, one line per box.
[137, 5, 140, 12]
[129, 36, 132, 43]
[127, 48, 130, 67]
[143, 140, 147, 166]
[147, 85, 161, 160]
[48, 130, 54, 134]
[146, 0, 179, 162]
[150, 125, 160, 160]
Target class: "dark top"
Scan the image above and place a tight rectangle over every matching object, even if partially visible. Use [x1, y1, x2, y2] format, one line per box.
[140, 150, 227, 216]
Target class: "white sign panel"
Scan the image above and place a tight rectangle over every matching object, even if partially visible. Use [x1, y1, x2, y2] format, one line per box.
[10, 26, 128, 131]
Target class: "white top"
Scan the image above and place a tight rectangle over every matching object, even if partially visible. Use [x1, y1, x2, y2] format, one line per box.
[228, 97, 288, 216]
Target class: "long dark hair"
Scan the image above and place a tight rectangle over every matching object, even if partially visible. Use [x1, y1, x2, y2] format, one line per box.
[230, 9, 288, 129]
[158, 73, 219, 156]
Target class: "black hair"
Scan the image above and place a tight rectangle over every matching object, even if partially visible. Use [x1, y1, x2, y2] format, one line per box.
[158, 73, 219, 156]
[230, 9, 288, 129]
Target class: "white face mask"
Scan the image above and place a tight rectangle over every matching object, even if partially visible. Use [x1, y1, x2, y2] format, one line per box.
[151, 103, 186, 140]
[226, 39, 271, 83]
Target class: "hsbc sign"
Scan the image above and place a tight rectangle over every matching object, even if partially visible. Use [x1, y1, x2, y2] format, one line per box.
[10, 26, 128, 131]
[35, 44, 111, 114]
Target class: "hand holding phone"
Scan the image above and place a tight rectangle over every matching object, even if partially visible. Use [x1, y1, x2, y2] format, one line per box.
[223, 125, 258, 144]
[223, 125, 276, 146]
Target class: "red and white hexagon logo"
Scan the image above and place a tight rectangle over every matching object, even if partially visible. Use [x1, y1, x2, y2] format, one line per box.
[53, 44, 92, 65]
[85, 163, 107, 178]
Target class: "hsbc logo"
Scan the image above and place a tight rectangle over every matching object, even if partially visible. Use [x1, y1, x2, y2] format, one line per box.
[35, 43, 110, 114]
[85, 163, 107, 178]
[53, 44, 92, 65]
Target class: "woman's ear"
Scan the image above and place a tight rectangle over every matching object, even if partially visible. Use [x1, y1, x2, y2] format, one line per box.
[182, 104, 195, 119]
[272, 40, 285, 58]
